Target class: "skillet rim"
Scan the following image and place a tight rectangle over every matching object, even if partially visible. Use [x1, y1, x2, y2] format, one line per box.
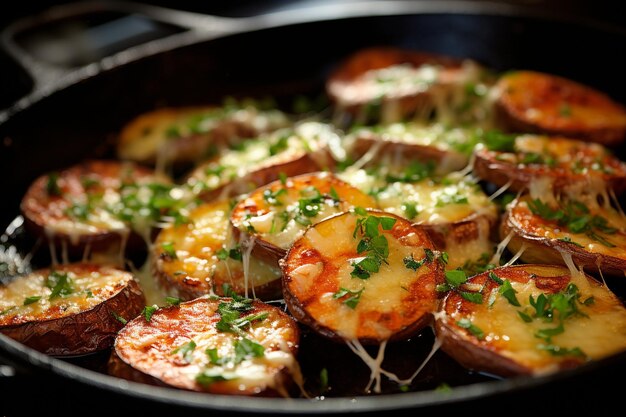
[1, 1, 625, 413]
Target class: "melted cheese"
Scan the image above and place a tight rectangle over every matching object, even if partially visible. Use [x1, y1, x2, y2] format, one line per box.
[340, 170, 496, 225]
[157, 202, 281, 300]
[512, 198, 626, 259]
[458, 271, 626, 374]
[0, 266, 131, 323]
[187, 122, 333, 196]
[120, 299, 299, 394]
[302, 213, 435, 340]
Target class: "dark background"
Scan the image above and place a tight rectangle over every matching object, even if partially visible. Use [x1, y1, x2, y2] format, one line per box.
[0, 1, 624, 416]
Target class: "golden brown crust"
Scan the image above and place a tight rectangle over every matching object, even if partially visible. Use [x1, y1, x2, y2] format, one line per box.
[117, 106, 289, 167]
[109, 297, 300, 396]
[494, 71, 626, 146]
[20, 160, 158, 256]
[349, 132, 468, 174]
[153, 201, 282, 301]
[472, 136, 626, 193]
[435, 264, 607, 376]
[282, 210, 443, 344]
[191, 151, 332, 202]
[501, 198, 626, 276]
[230, 172, 378, 266]
[327, 47, 464, 119]
[0, 263, 145, 356]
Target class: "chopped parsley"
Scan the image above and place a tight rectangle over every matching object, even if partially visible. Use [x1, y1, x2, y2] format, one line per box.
[46, 172, 62, 196]
[499, 279, 521, 307]
[161, 242, 178, 260]
[23, 296, 42, 305]
[46, 271, 73, 299]
[332, 287, 364, 309]
[437, 269, 483, 304]
[385, 161, 435, 183]
[171, 340, 197, 362]
[402, 202, 418, 219]
[557, 236, 585, 248]
[403, 254, 424, 271]
[111, 311, 127, 325]
[350, 214, 396, 280]
[166, 296, 181, 306]
[456, 318, 485, 339]
[142, 305, 158, 322]
[217, 246, 243, 262]
[215, 294, 268, 335]
[527, 198, 617, 247]
[319, 368, 329, 394]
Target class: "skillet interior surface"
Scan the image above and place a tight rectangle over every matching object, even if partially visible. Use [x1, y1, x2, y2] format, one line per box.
[1, 7, 626, 415]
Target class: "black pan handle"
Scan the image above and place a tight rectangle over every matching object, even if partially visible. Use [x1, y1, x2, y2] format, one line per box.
[0, 1, 243, 103]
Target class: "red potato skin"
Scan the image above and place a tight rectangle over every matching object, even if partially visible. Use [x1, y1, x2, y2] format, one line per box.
[194, 150, 334, 202]
[20, 160, 157, 257]
[152, 257, 282, 302]
[108, 297, 300, 396]
[349, 133, 468, 173]
[418, 214, 499, 253]
[118, 106, 277, 166]
[281, 210, 444, 344]
[435, 265, 587, 377]
[326, 47, 464, 119]
[472, 141, 626, 194]
[0, 264, 146, 356]
[495, 71, 626, 146]
[230, 172, 378, 267]
[501, 205, 626, 277]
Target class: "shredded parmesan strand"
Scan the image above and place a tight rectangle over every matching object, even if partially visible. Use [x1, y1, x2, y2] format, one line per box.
[396, 329, 442, 386]
[491, 231, 514, 266]
[504, 242, 527, 266]
[346, 339, 397, 393]
[239, 234, 257, 299]
[556, 247, 586, 282]
[351, 140, 383, 171]
[489, 179, 513, 201]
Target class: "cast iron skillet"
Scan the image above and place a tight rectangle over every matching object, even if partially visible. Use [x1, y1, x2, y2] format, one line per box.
[1, 1, 625, 415]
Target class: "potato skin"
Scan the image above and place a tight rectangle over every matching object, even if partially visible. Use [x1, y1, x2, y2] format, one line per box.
[472, 135, 626, 193]
[349, 131, 468, 174]
[494, 71, 626, 146]
[190, 150, 332, 202]
[109, 297, 300, 396]
[435, 264, 617, 376]
[153, 201, 282, 301]
[20, 160, 158, 257]
[282, 210, 443, 344]
[501, 202, 626, 277]
[0, 263, 145, 356]
[327, 47, 464, 121]
[117, 106, 290, 167]
[230, 172, 377, 266]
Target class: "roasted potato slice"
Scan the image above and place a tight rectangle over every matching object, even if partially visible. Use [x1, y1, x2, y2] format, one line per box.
[327, 47, 488, 124]
[154, 201, 282, 300]
[117, 104, 290, 166]
[230, 172, 377, 266]
[109, 296, 300, 396]
[494, 71, 626, 146]
[282, 210, 443, 343]
[0, 263, 145, 355]
[346, 123, 476, 174]
[186, 122, 340, 201]
[339, 169, 498, 270]
[501, 194, 626, 276]
[436, 264, 626, 376]
[20, 160, 180, 258]
[473, 134, 626, 193]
